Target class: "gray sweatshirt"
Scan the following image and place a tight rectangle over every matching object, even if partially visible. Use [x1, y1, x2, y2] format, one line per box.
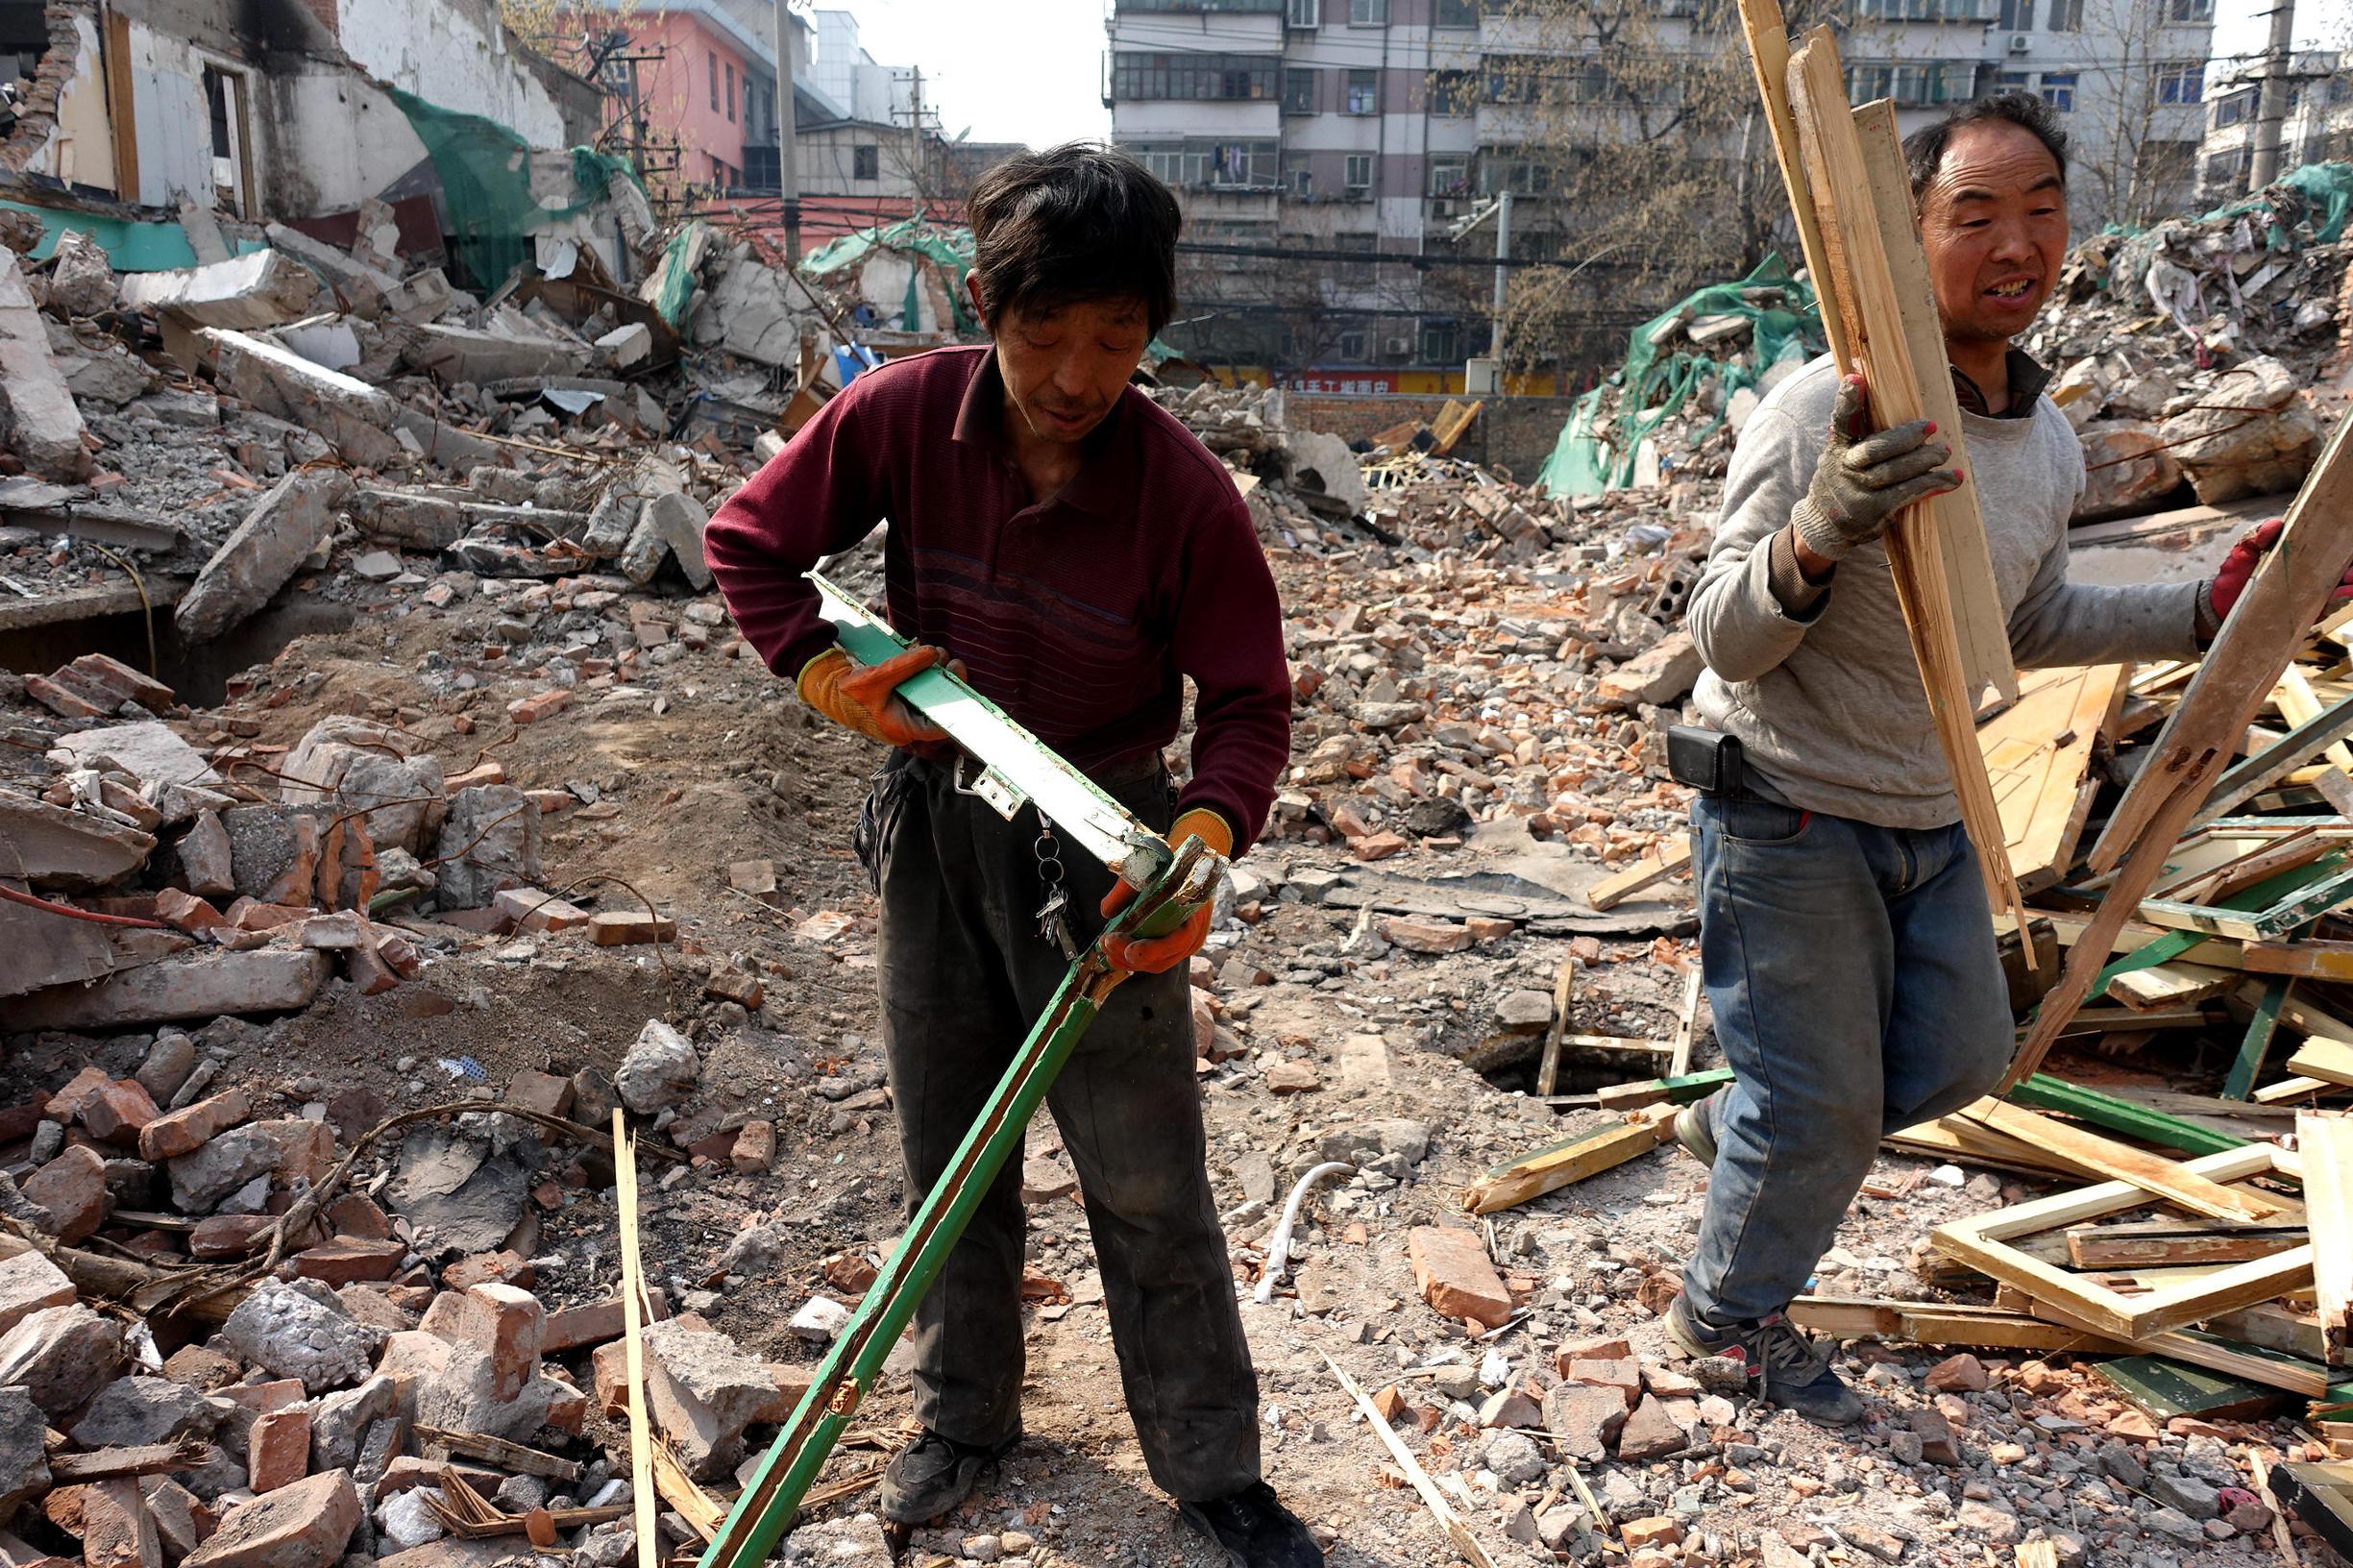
[1687, 354, 2200, 830]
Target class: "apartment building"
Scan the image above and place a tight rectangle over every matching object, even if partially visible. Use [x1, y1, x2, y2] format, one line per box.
[1105, 0, 2215, 387]
[2196, 49, 2353, 198]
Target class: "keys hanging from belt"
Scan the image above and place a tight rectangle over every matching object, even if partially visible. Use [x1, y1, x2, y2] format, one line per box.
[1032, 819, 1078, 960]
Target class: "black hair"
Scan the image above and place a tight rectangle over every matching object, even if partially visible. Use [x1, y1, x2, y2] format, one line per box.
[1902, 91, 2070, 202]
[966, 142, 1181, 335]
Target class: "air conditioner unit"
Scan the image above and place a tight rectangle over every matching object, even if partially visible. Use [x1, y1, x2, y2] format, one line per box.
[1385, 335, 1413, 355]
[1430, 198, 1458, 217]
[2008, 33, 2031, 51]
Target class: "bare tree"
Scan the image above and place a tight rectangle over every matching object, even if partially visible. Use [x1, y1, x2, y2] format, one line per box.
[2053, 0, 2205, 231]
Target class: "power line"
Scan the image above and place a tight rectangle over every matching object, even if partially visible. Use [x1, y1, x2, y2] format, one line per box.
[1173, 239, 1639, 269]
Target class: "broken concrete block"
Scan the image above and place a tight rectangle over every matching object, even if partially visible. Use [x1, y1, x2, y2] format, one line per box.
[24, 1142, 110, 1242]
[306, 1374, 393, 1473]
[222, 1279, 383, 1392]
[222, 806, 323, 906]
[2159, 355, 2321, 504]
[0, 785, 157, 888]
[142, 1476, 209, 1560]
[1597, 630, 1703, 709]
[439, 1284, 543, 1402]
[413, 1341, 551, 1441]
[201, 329, 402, 469]
[617, 1018, 700, 1114]
[593, 322, 651, 369]
[0, 254, 92, 480]
[176, 470, 356, 645]
[78, 1476, 165, 1568]
[699, 254, 800, 366]
[402, 324, 589, 384]
[429, 786, 540, 909]
[1408, 1227, 1513, 1330]
[12, 948, 331, 1031]
[178, 808, 236, 898]
[72, 1374, 221, 1449]
[0, 1301, 125, 1414]
[0, 1384, 52, 1513]
[183, 1468, 359, 1568]
[52, 721, 223, 788]
[47, 228, 117, 318]
[121, 251, 322, 331]
[2073, 421, 2185, 522]
[1541, 1382, 1629, 1461]
[0, 1247, 77, 1335]
[621, 490, 713, 590]
[278, 718, 445, 856]
[643, 1319, 777, 1479]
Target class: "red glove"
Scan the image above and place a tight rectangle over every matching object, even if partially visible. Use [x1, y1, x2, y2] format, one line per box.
[1099, 808, 1234, 974]
[2208, 517, 2353, 626]
[796, 644, 965, 748]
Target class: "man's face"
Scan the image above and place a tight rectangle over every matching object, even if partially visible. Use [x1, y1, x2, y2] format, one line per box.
[981, 289, 1152, 446]
[1917, 120, 2070, 350]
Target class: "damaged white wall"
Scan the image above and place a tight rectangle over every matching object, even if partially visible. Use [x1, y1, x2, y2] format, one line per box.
[121, 20, 256, 213]
[7, 7, 120, 197]
[335, 0, 571, 152]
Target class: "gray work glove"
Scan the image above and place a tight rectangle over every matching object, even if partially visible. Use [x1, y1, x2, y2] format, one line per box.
[1789, 374, 1962, 564]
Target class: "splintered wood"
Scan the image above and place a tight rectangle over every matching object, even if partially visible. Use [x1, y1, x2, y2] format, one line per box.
[1978, 665, 2130, 894]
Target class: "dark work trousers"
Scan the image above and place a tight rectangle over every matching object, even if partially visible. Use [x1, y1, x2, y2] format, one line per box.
[870, 751, 1262, 1503]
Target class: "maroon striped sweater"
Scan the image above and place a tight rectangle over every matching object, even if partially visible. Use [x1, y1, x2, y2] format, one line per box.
[703, 345, 1291, 845]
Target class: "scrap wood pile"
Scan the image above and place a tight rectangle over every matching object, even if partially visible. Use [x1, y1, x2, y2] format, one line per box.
[0, 1010, 888, 1568]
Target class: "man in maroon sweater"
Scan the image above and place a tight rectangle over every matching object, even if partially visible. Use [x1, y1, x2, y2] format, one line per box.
[704, 146, 1313, 1567]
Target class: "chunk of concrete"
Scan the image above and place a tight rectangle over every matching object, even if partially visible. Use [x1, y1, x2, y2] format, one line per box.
[429, 786, 540, 909]
[200, 329, 402, 469]
[221, 805, 320, 904]
[12, 948, 331, 1030]
[23, 1142, 110, 1242]
[121, 251, 322, 331]
[222, 1279, 383, 1392]
[621, 489, 713, 590]
[2073, 421, 2185, 522]
[0, 1247, 78, 1335]
[0, 1301, 125, 1415]
[0, 254, 92, 479]
[402, 324, 588, 384]
[1597, 630, 1703, 710]
[278, 717, 445, 856]
[47, 228, 117, 318]
[175, 470, 356, 644]
[71, 1374, 222, 1448]
[2159, 355, 2321, 504]
[594, 322, 651, 369]
[643, 1319, 777, 1479]
[51, 720, 224, 788]
[616, 1018, 700, 1114]
[183, 1467, 360, 1568]
[0, 785, 157, 888]
[0, 1384, 51, 1513]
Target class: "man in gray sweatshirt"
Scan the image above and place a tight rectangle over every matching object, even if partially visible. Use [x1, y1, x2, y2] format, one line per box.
[1666, 92, 2316, 1420]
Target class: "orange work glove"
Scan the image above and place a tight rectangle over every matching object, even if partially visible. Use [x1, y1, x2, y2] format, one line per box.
[797, 644, 962, 747]
[1099, 807, 1235, 974]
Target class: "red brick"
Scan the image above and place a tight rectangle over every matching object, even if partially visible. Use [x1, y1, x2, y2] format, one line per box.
[704, 968, 765, 1009]
[503, 1070, 574, 1118]
[1407, 1226, 1513, 1330]
[588, 911, 674, 945]
[445, 1283, 544, 1402]
[44, 1066, 112, 1122]
[79, 1079, 159, 1146]
[322, 1194, 391, 1240]
[505, 689, 570, 724]
[543, 1297, 625, 1353]
[78, 1478, 162, 1568]
[492, 889, 591, 935]
[23, 1144, 109, 1244]
[154, 888, 230, 935]
[289, 1238, 406, 1286]
[590, 1339, 626, 1416]
[730, 1120, 774, 1174]
[1563, 1358, 1642, 1409]
[1622, 1517, 1683, 1551]
[161, 1344, 243, 1391]
[246, 1408, 310, 1493]
[439, 1251, 530, 1292]
[138, 1090, 253, 1163]
[182, 1468, 358, 1568]
[188, 1214, 274, 1261]
[227, 900, 311, 932]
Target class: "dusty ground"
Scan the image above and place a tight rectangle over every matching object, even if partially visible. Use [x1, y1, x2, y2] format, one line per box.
[9, 534, 2328, 1568]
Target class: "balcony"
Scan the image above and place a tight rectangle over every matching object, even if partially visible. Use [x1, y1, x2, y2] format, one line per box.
[1113, 0, 1284, 10]
[1851, 0, 1994, 21]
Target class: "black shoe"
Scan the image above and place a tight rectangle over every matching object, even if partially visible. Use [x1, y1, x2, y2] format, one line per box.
[1674, 1089, 1723, 1168]
[1177, 1482, 1324, 1568]
[876, 1429, 1019, 1524]
[1666, 1295, 1866, 1426]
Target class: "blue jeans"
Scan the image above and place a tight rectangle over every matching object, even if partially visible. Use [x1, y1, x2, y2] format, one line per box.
[1680, 794, 2015, 1325]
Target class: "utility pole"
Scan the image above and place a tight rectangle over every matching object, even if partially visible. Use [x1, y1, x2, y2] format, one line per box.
[1492, 188, 1512, 379]
[772, 0, 800, 259]
[2248, 0, 2296, 192]
[908, 66, 924, 217]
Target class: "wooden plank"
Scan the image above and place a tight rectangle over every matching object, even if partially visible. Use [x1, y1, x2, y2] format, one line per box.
[1556, 1033, 1673, 1055]
[2274, 1461, 2353, 1560]
[2195, 682, 2353, 821]
[2278, 665, 2353, 772]
[2140, 857, 2353, 943]
[1887, 1116, 2096, 1180]
[1734, 0, 1853, 362]
[2064, 1219, 2304, 1268]
[1459, 1105, 1677, 1215]
[614, 1110, 657, 1568]
[2254, 1073, 2343, 1104]
[1961, 1100, 2285, 1219]
[650, 1443, 726, 1542]
[2094, 1356, 2295, 1422]
[1536, 956, 1576, 1099]
[1593, 1067, 1735, 1112]
[2228, 977, 2294, 1101]
[2109, 959, 2238, 1010]
[1668, 966, 1703, 1079]
[2006, 1072, 2249, 1157]
[2243, 939, 2353, 979]
[1583, 835, 1690, 912]
[1788, 1294, 2123, 1353]
[2301, 1110, 2353, 1358]
[1977, 664, 2130, 893]
[2006, 411, 2353, 1090]
[2010, 1291, 2339, 1394]
[412, 1427, 582, 1482]
[1777, 38, 2026, 949]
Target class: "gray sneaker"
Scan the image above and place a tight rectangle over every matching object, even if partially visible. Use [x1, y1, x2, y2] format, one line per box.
[1674, 1089, 1724, 1167]
[1666, 1294, 1866, 1425]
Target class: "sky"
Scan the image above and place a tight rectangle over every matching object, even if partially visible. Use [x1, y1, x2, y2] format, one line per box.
[825, 0, 2353, 151]
[826, 0, 1113, 151]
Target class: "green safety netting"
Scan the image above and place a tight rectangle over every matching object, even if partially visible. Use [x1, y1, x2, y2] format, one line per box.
[387, 87, 644, 291]
[650, 224, 705, 330]
[1536, 255, 1826, 497]
[800, 217, 978, 333]
[2110, 159, 2353, 297]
